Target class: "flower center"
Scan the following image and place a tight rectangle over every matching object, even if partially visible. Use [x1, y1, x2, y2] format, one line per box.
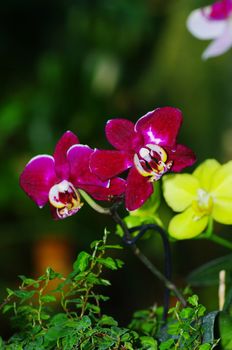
[133, 144, 173, 181]
[192, 189, 213, 220]
[49, 180, 83, 219]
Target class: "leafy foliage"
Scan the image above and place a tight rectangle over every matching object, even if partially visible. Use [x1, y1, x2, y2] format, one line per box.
[0, 231, 219, 349]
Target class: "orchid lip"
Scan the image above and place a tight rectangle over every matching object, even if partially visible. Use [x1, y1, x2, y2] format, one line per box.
[49, 180, 83, 219]
[133, 144, 173, 181]
[192, 188, 214, 221]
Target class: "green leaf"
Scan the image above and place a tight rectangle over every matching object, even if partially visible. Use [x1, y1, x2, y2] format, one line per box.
[202, 311, 219, 344]
[73, 252, 91, 273]
[188, 294, 199, 306]
[18, 276, 39, 288]
[219, 312, 232, 350]
[49, 313, 69, 326]
[199, 344, 211, 350]
[97, 257, 123, 270]
[40, 295, 56, 303]
[14, 290, 35, 300]
[187, 254, 232, 286]
[46, 267, 62, 280]
[2, 304, 14, 314]
[159, 339, 175, 350]
[140, 336, 158, 349]
[98, 315, 118, 327]
[6, 288, 14, 297]
[98, 244, 123, 250]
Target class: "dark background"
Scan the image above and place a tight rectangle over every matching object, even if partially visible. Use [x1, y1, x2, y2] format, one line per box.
[1, 0, 232, 338]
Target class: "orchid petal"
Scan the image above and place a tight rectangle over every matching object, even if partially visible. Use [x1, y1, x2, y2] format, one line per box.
[54, 131, 79, 180]
[106, 118, 142, 151]
[67, 145, 109, 187]
[202, 24, 232, 59]
[209, 0, 232, 19]
[135, 107, 183, 147]
[20, 155, 57, 207]
[90, 149, 133, 181]
[125, 167, 153, 211]
[212, 198, 232, 224]
[169, 144, 196, 172]
[80, 178, 126, 201]
[205, 161, 232, 224]
[168, 207, 209, 240]
[193, 159, 220, 192]
[163, 174, 199, 212]
[187, 8, 227, 40]
[210, 160, 232, 196]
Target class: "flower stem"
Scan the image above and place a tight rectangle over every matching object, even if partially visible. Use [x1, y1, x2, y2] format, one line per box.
[79, 190, 111, 215]
[208, 234, 232, 250]
[79, 189, 186, 306]
[109, 205, 186, 307]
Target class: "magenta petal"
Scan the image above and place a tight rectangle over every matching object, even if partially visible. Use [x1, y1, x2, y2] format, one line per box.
[67, 144, 109, 187]
[168, 144, 196, 172]
[90, 149, 133, 181]
[106, 118, 142, 151]
[135, 107, 183, 147]
[207, 0, 232, 19]
[125, 167, 153, 211]
[20, 155, 57, 207]
[54, 131, 79, 180]
[80, 178, 126, 201]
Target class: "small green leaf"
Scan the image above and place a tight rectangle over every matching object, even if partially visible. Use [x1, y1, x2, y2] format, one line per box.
[159, 338, 175, 350]
[140, 336, 158, 349]
[40, 295, 56, 303]
[199, 344, 211, 350]
[46, 267, 62, 279]
[19, 276, 39, 288]
[98, 315, 118, 327]
[6, 288, 14, 297]
[49, 313, 69, 326]
[98, 244, 123, 250]
[2, 304, 14, 314]
[188, 294, 199, 306]
[97, 257, 123, 270]
[14, 290, 35, 299]
[73, 252, 90, 273]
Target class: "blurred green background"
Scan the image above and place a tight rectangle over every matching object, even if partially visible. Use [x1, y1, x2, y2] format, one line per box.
[1, 0, 232, 337]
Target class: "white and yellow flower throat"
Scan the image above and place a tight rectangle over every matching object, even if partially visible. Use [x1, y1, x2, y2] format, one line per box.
[192, 188, 213, 220]
[134, 144, 173, 181]
[49, 180, 83, 219]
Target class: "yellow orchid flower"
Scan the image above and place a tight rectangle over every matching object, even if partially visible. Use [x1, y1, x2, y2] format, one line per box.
[162, 159, 232, 239]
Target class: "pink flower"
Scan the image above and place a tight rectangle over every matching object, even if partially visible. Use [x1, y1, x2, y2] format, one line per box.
[90, 107, 196, 211]
[20, 131, 125, 219]
[187, 0, 232, 59]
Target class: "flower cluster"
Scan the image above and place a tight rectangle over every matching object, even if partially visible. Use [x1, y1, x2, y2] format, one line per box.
[187, 0, 232, 59]
[20, 107, 196, 219]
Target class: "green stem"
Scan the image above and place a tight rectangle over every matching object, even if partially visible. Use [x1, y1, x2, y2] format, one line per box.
[208, 234, 232, 250]
[79, 190, 111, 215]
[79, 189, 186, 306]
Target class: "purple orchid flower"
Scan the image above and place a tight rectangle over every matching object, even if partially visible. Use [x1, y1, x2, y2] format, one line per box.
[187, 0, 232, 59]
[90, 107, 196, 211]
[20, 131, 125, 219]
